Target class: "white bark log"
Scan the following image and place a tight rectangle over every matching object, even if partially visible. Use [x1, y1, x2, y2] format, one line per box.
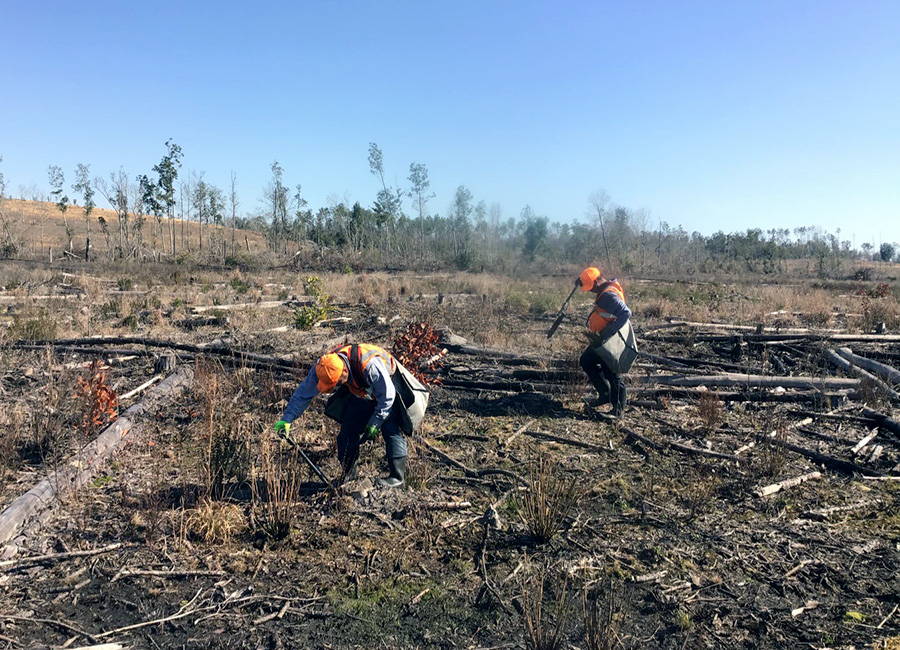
[756, 471, 822, 497]
[823, 349, 900, 402]
[0, 366, 193, 548]
[850, 430, 878, 455]
[631, 373, 859, 390]
[836, 347, 900, 385]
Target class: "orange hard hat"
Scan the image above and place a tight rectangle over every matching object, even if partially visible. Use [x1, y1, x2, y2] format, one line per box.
[315, 353, 345, 393]
[579, 267, 602, 291]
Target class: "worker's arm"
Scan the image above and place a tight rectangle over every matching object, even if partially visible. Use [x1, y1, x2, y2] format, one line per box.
[280, 367, 320, 423]
[594, 292, 632, 342]
[363, 358, 396, 430]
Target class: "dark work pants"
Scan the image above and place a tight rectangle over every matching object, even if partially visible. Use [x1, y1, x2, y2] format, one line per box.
[580, 346, 626, 413]
[336, 394, 407, 471]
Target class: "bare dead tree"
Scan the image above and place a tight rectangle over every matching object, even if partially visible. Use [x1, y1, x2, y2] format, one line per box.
[588, 190, 612, 269]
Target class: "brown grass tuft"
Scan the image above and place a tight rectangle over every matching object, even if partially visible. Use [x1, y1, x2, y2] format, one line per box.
[696, 392, 722, 430]
[185, 499, 246, 543]
[521, 569, 573, 650]
[517, 458, 581, 543]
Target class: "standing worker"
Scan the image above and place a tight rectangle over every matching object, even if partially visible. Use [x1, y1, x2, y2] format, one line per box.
[273, 343, 428, 488]
[576, 267, 636, 417]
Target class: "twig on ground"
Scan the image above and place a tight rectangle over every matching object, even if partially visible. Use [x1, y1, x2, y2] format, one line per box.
[0, 543, 126, 570]
[0, 615, 97, 643]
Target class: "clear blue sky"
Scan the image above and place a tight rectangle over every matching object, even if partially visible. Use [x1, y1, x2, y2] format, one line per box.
[2, 0, 898, 247]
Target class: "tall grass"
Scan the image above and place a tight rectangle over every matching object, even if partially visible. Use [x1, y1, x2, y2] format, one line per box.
[517, 458, 581, 543]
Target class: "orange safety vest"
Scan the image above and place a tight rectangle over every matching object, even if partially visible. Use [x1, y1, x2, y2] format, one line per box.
[587, 280, 626, 333]
[331, 343, 397, 399]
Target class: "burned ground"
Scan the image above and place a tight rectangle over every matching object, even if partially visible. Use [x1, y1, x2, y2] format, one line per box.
[0, 265, 897, 649]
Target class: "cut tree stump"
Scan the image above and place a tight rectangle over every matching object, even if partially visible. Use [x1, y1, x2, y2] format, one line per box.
[154, 353, 177, 373]
[0, 366, 194, 550]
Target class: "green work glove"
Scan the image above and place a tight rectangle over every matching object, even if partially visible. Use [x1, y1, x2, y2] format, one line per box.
[274, 420, 292, 440]
[363, 424, 380, 442]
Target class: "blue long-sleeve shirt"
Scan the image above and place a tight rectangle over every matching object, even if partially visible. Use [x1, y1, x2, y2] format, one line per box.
[591, 286, 631, 342]
[280, 356, 396, 430]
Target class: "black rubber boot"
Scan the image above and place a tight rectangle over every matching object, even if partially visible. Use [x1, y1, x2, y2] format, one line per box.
[377, 456, 406, 489]
[340, 461, 359, 484]
[580, 349, 611, 404]
[612, 383, 627, 417]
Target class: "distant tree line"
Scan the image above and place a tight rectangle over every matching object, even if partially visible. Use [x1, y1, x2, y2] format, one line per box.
[0, 144, 897, 274]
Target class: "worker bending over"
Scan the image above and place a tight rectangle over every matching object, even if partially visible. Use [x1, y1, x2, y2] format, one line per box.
[577, 267, 636, 417]
[274, 343, 428, 488]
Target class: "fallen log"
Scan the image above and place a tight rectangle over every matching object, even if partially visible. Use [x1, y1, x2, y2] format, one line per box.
[622, 426, 742, 462]
[764, 435, 882, 477]
[439, 381, 853, 404]
[632, 387, 853, 404]
[415, 436, 521, 482]
[653, 354, 759, 373]
[442, 342, 547, 364]
[646, 333, 900, 344]
[836, 347, 900, 385]
[507, 368, 582, 381]
[822, 349, 900, 402]
[756, 471, 822, 497]
[850, 430, 879, 455]
[517, 429, 612, 454]
[8, 337, 297, 371]
[630, 373, 860, 390]
[502, 419, 536, 446]
[14, 344, 158, 358]
[787, 409, 885, 426]
[440, 378, 569, 394]
[801, 500, 878, 521]
[174, 315, 229, 329]
[0, 366, 194, 550]
[656, 320, 842, 335]
[191, 300, 299, 313]
[119, 375, 163, 400]
[860, 408, 900, 438]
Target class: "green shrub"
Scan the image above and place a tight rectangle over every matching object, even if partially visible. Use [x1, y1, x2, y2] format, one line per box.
[229, 276, 251, 294]
[303, 275, 324, 297]
[294, 299, 331, 330]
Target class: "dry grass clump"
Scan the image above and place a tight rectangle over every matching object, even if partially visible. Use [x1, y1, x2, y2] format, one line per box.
[696, 392, 722, 430]
[0, 406, 28, 479]
[517, 458, 581, 543]
[184, 499, 246, 543]
[8, 308, 57, 341]
[193, 360, 251, 500]
[404, 441, 436, 490]
[635, 293, 676, 320]
[582, 579, 628, 650]
[800, 309, 832, 327]
[251, 435, 303, 541]
[521, 570, 573, 650]
[756, 427, 788, 478]
[860, 296, 899, 332]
